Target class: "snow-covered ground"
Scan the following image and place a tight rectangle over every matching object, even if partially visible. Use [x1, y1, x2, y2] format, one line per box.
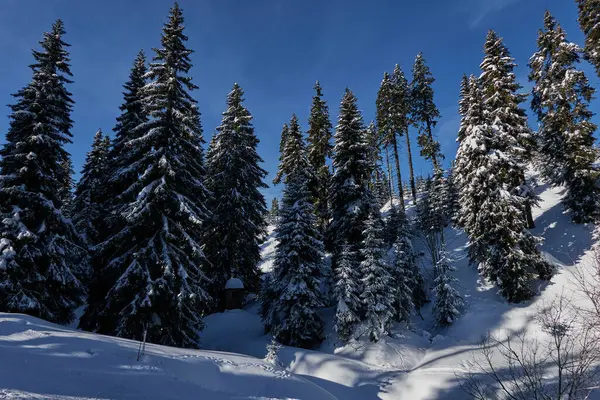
[1, 177, 598, 399]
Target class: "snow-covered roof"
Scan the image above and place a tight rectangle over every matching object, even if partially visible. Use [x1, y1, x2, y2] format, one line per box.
[225, 277, 244, 289]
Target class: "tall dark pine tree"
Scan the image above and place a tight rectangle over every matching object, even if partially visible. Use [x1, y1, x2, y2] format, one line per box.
[392, 64, 417, 203]
[411, 53, 442, 170]
[263, 115, 325, 348]
[306, 81, 333, 233]
[72, 130, 111, 247]
[376, 72, 405, 211]
[80, 51, 149, 333]
[80, 4, 212, 348]
[529, 12, 599, 223]
[432, 248, 462, 327]
[329, 89, 373, 338]
[0, 20, 87, 324]
[273, 123, 290, 185]
[457, 74, 471, 144]
[455, 75, 551, 303]
[480, 30, 536, 229]
[205, 83, 268, 301]
[577, 0, 600, 77]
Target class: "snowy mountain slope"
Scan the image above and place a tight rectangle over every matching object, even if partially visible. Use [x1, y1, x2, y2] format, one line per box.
[0, 314, 337, 400]
[201, 177, 600, 399]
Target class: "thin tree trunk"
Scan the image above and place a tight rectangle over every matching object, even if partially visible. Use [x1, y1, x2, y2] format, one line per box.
[405, 126, 417, 203]
[385, 147, 394, 206]
[391, 132, 406, 213]
[426, 119, 439, 170]
[520, 171, 535, 229]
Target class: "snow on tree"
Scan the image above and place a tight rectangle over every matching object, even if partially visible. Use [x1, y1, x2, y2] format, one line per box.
[410, 53, 442, 171]
[72, 130, 111, 247]
[0, 20, 87, 324]
[577, 0, 600, 77]
[264, 338, 284, 368]
[454, 76, 552, 303]
[529, 12, 599, 224]
[269, 198, 280, 223]
[377, 72, 405, 211]
[480, 30, 537, 229]
[205, 83, 268, 301]
[273, 123, 290, 185]
[432, 248, 462, 327]
[306, 81, 334, 233]
[415, 172, 448, 271]
[79, 50, 149, 333]
[457, 74, 471, 144]
[263, 115, 325, 348]
[80, 4, 212, 348]
[333, 242, 361, 342]
[359, 210, 395, 342]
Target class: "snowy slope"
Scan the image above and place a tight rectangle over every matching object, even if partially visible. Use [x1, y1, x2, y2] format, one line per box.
[0, 314, 337, 400]
[201, 176, 600, 399]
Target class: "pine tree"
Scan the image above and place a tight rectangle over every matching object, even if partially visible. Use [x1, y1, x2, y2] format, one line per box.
[457, 74, 471, 144]
[385, 203, 402, 245]
[306, 81, 333, 233]
[205, 83, 268, 301]
[333, 242, 361, 341]
[577, 0, 600, 77]
[415, 173, 447, 270]
[445, 166, 459, 224]
[529, 12, 599, 223]
[410, 53, 442, 170]
[72, 130, 111, 247]
[376, 72, 405, 211]
[480, 30, 537, 229]
[264, 115, 325, 348]
[360, 210, 395, 342]
[269, 198, 280, 223]
[80, 4, 212, 348]
[0, 20, 87, 324]
[273, 123, 290, 185]
[454, 76, 551, 302]
[432, 249, 462, 327]
[392, 64, 417, 203]
[79, 51, 149, 333]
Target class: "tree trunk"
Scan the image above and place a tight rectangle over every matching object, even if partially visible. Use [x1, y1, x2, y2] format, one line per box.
[385, 147, 394, 206]
[391, 132, 406, 213]
[426, 119, 439, 170]
[405, 126, 417, 203]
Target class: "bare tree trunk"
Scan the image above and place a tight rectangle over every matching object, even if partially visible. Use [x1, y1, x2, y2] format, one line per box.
[405, 127, 417, 204]
[385, 147, 394, 206]
[391, 132, 406, 213]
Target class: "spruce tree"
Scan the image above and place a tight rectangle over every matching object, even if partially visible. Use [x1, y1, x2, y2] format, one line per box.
[72, 130, 111, 247]
[273, 123, 290, 185]
[306, 81, 333, 232]
[432, 249, 462, 327]
[457, 74, 471, 144]
[269, 198, 280, 223]
[376, 72, 405, 211]
[360, 210, 395, 342]
[410, 53, 442, 170]
[205, 84, 268, 301]
[264, 117, 325, 348]
[80, 4, 212, 348]
[0, 20, 87, 324]
[80, 51, 149, 333]
[480, 30, 536, 229]
[529, 12, 599, 223]
[577, 0, 600, 77]
[333, 242, 361, 341]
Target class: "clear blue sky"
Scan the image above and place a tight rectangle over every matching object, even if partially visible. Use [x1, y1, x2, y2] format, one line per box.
[0, 0, 598, 203]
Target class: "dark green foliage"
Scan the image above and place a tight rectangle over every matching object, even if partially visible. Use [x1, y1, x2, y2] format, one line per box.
[273, 123, 290, 185]
[577, 0, 600, 77]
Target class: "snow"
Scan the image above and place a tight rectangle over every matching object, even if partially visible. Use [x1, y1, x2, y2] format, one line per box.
[0, 313, 337, 400]
[225, 277, 244, 290]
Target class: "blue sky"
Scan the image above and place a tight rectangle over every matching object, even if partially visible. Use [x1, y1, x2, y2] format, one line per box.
[0, 0, 598, 203]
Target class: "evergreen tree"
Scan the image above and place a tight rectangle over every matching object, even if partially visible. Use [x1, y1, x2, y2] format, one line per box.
[445, 166, 459, 224]
[432, 249, 462, 327]
[360, 210, 395, 342]
[480, 30, 536, 229]
[273, 123, 290, 185]
[577, 0, 600, 77]
[333, 242, 361, 341]
[529, 12, 599, 223]
[264, 114, 325, 348]
[80, 51, 149, 333]
[80, 4, 212, 348]
[269, 198, 280, 223]
[72, 130, 111, 247]
[454, 76, 551, 303]
[0, 20, 87, 324]
[392, 64, 417, 203]
[457, 74, 471, 143]
[205, 84, 268, 301]
[385, 203, 402, 245]
[376, 72, 405, 211]
[415, 173, 447, 270]
[410, 53, 442, 170]
[306, 81, 333, 233]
